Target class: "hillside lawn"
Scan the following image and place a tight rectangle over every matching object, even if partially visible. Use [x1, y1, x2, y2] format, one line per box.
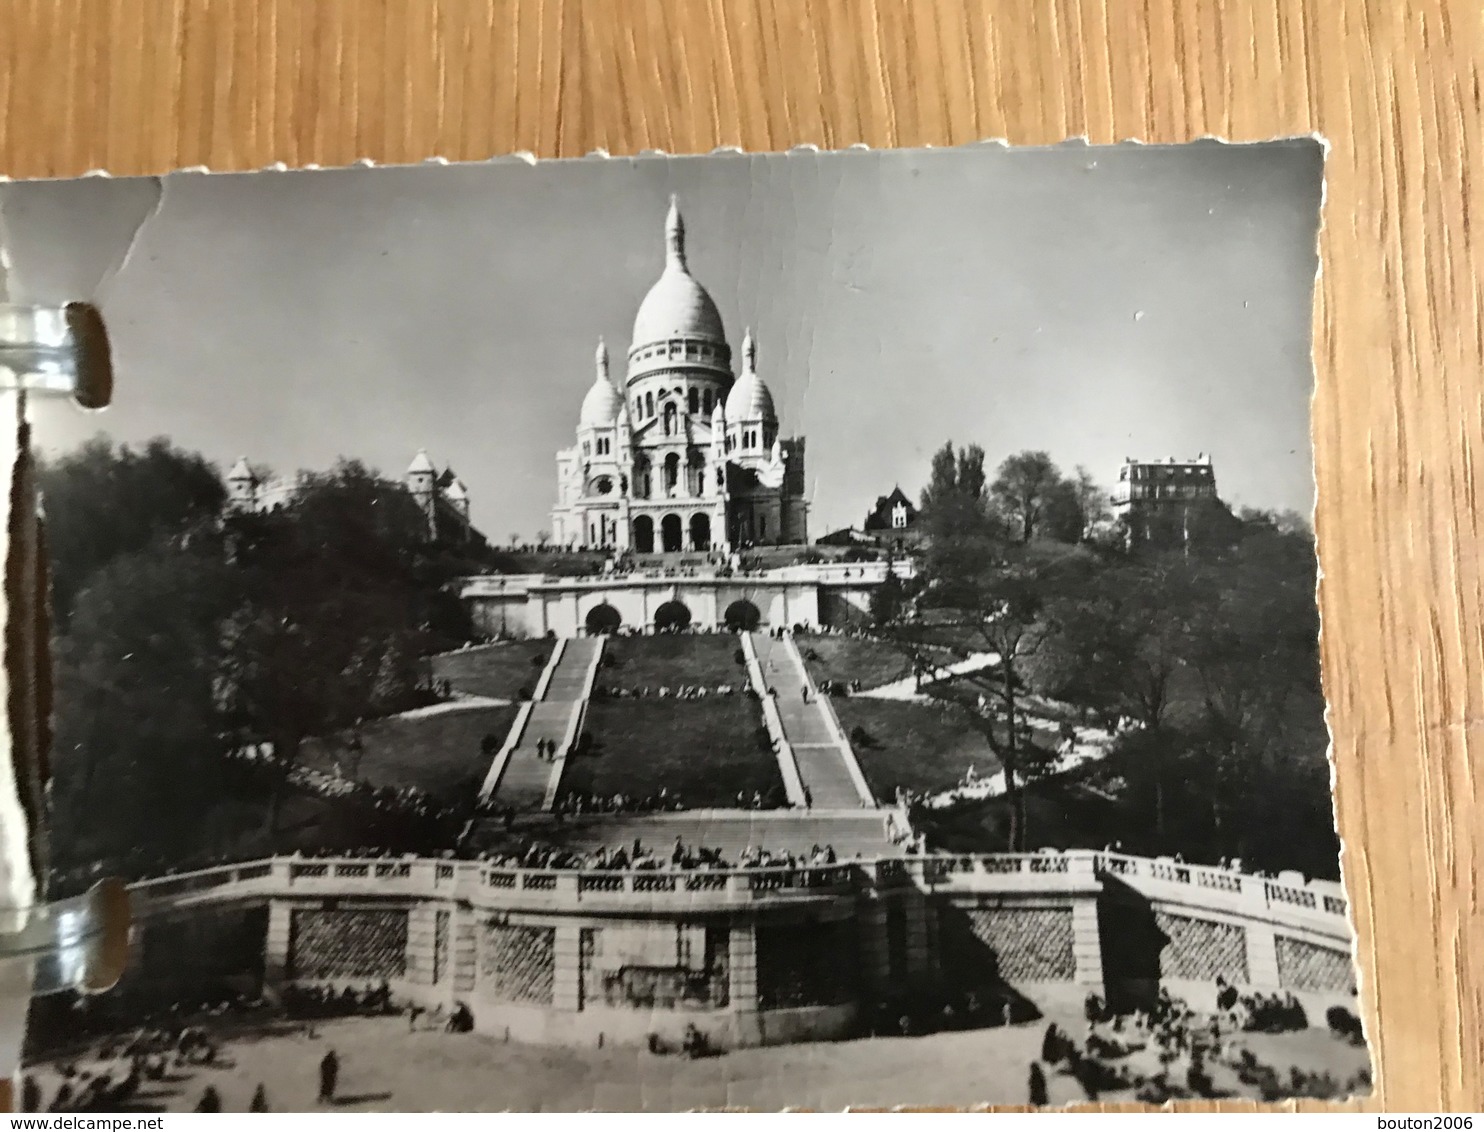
[836, 698, 1062, 797]
[300, 703, 520, 804]
[835, 698, 998, 798]
[562, 697, 784, 809]
[597, 632, 750, 690]
[432, 640, 553, 700]
[797, 635, 918, 691]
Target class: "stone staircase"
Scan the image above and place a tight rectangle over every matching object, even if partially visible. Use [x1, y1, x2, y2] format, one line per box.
[749, 632, 875, 809]
[485, 637, 603, 812]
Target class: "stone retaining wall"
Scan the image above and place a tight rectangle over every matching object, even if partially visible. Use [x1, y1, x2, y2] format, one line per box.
[121, 850, 1357, 1050]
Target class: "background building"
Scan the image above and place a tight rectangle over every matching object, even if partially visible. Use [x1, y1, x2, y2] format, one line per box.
[227, 450, 481, 544]
[1111, 454, 1230, 547]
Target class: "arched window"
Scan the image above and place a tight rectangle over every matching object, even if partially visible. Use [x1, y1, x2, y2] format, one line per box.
[646, 392, 655, 417]
[688, 388, 699, 414]
[664, 403, 678, 435]
[704, 390, 713, 414]
[663, 452, 680, 493]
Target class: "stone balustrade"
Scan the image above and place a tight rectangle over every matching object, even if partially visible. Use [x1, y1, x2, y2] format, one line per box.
[130, 850, 1349, 936]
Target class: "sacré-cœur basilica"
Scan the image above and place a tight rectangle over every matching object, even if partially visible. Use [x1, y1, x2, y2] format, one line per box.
[462, 197, 905, 639]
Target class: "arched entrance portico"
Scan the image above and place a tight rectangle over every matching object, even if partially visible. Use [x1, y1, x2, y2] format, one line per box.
[633, 515, 655, 554]
[585, 602, 622, 636]
[723, 599, 761, 631]
[654, 600, 692, 633]
[689, 513, 712, 551]
[661, 513, 683, 553]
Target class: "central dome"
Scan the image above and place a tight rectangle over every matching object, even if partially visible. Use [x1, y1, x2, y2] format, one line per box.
[629, 197, 727, 349]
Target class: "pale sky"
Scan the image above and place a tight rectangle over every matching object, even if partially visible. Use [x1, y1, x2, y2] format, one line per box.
[1, 140, 1323, 536]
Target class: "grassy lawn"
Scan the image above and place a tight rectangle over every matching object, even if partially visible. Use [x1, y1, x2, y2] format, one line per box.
[835, 698, 998, 798]
[597, 633, 749, 691]
[300, 703, 520, 804]
[797, 635, 919, 691]
[432, 641, 553, 700]
[562, 697, 784, 808]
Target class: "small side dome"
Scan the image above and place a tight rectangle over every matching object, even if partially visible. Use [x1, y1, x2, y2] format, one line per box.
[579, 338, 624, 428]
[725, 329, 777, 422]
[407, 450, 436, 475]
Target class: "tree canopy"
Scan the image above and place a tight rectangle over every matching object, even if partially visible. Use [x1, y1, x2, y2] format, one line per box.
[44, 441, 488, 887]
[900, 441, 1335, 875]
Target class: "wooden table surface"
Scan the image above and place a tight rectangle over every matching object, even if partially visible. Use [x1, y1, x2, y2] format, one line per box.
[2, 0, 1480, 1112]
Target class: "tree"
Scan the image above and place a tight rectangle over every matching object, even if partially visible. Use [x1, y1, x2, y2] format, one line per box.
[955, 444, 987, 502]
[869, 568, 905, 626]
[1037, 560, 1203, 836]
[919, 441, 961, 515]
[886, 502, 1093, 849]
[217, 460, 454, 831]
[536, 530, 551, 548]
[50, 538, 242, 881]
[38, 436, 226, 626]
[990, 451, 1062, 543]
[1040, 479, 1087, 543]
[1073, 467, 1110, 531]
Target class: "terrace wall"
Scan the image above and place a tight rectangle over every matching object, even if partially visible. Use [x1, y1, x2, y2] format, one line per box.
[122, 851, 1356, 1051]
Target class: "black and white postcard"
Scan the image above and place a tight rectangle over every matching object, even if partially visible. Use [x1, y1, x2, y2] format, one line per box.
[0, 140, 1369, 1111]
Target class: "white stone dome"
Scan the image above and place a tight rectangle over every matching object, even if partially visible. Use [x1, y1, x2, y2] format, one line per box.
[629, 198, 726, 349]
[725, 371, 775, 421]
[579, 340, 623, 427]
[725, 330, 776, 421]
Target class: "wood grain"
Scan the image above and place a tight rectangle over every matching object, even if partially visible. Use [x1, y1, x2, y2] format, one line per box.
[3, 0, 1480, 1112]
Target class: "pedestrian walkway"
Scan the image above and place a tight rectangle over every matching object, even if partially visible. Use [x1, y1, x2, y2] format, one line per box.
[468, 810, 902, 860]
[749, 632, 875, 808]
[856, 650, 1001, 701]
[485, 637, 603, 812]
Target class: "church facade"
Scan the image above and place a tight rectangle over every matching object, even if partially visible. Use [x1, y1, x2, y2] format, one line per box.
[550, 199, 808, 554]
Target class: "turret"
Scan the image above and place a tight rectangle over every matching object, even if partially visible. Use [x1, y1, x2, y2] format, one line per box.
[725, 329, 778, 453]
[227, 456, 256, 510]
[579, 338, 624, 432]
[406, 449, 436, 505]
[445, 476, 470, 519]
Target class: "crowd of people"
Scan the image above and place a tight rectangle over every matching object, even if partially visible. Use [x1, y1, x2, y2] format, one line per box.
[1216, 980, 1311, 1033]
[283, 981, 396, 1020]
[551, 789, 689, 815]
[592, 682, 745, 700]
[470, 835, 844, 874]
[17, 1023, 226, 1113]
[1022, 987, 1369, 1105]
[227, 744, 455, 828]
